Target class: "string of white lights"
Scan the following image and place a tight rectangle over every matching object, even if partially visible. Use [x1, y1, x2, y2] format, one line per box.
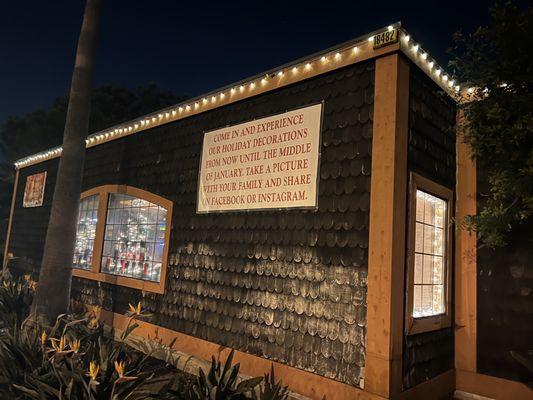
[14, 24, 464, 169]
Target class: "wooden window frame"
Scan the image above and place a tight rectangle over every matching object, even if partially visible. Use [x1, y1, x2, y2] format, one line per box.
[72, 185, 172, 294]
[405, 173, 453, 335]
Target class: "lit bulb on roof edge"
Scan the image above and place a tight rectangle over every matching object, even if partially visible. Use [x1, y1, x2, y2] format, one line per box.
[335, 52, 341, 60]
[277, 71, 284, 77]
[321, 56, 327, 62]
[387, 25, 393, 31]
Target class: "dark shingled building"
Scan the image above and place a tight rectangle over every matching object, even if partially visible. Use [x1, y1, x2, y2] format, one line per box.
[4, 24, 532, 400]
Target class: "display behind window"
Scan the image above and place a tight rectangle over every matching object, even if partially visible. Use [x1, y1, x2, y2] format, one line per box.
[101, 193, 167, 282]
[73, 194, 99, 270]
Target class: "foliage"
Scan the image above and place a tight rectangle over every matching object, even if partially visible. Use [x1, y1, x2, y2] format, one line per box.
[0, 278, 173, 399]
[191, 350, 263, 400]
[0, 272, 36, 332]
[449, 1, 533, 247]
[252, 365, 289, 400]
[0, 83, 186, 167]
[0, 274, 292, 399]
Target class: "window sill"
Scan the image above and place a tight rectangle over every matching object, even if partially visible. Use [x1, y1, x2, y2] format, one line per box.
[406, 312, 451, 335]
[72, 268, 165, 294]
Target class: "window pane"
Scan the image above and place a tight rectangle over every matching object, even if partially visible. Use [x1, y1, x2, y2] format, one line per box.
[414, 254, 423, 284]
[100, 193, 168, 283]
[412, 189, 448, 318]
[73, 194, 99, 270]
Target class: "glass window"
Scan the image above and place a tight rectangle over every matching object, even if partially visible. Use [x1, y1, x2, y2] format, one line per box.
[100, 193, 167, 282]
[73, 194, 99, 270]
[412, 189, 447, 318]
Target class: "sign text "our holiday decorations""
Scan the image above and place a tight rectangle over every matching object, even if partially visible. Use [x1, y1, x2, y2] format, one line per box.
[197, 103, 322, 212]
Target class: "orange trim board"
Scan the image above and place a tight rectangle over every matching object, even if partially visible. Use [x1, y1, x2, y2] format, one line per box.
[97, 308, 386, 400]
[455, 111, 477, 373]
[365, 53, 409, 398]
[456, 370, 533, 400]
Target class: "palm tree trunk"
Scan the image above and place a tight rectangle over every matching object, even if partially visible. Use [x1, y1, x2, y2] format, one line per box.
[32, 0, 101, 322]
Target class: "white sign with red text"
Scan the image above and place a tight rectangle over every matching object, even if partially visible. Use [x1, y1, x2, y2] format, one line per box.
[197, 103, 322, 212]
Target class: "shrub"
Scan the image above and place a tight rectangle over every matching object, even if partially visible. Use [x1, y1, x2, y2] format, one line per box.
[0, 278, 172, 400]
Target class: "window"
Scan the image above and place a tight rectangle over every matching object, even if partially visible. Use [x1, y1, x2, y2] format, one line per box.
[71, 185, 172, 294]
[405, 173, 453, 335]
[101, 193, 167, 282]
[73, 194, 99, 270]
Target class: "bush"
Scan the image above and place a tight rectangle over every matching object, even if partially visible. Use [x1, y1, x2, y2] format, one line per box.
[0, 274, 291, 400]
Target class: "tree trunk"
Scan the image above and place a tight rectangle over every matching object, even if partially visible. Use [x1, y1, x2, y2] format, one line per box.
[32, 0, 101, 323]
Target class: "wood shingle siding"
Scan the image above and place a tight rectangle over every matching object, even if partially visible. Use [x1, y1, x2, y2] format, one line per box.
[10, 60, 375, 387]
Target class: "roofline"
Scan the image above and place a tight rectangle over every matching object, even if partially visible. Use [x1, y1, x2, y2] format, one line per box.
[14, 22, 463, 169]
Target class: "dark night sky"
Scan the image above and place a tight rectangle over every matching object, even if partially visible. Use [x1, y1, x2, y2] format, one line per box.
[0, 0, 492, 122]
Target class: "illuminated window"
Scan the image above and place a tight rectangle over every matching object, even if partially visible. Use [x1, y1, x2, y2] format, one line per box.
[101, 193, 167, 282]
[406, 174, 453, 335]
[413, 190, 446, 317]
[73, 194, 99, 270]
[71, 185, 172, 294]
